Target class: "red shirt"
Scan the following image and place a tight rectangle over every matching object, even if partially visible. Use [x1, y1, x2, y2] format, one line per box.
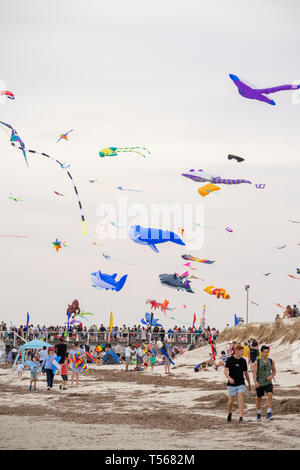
[61, 363, 69, 375]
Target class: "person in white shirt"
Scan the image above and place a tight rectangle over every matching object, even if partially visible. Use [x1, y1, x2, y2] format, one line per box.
[136, 346, 144, 369]
[125, 344, 133, 371]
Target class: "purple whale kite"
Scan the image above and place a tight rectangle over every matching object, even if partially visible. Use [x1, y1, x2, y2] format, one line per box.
[229, 74, 300, 105]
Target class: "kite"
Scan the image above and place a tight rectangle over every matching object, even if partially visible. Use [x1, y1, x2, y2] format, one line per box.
[297, 269, 300, 274]
[178, 228, 184, 236]
[229, 73, 300, 105]
[70, 352, 89, 375]
[275, 304, 285, 309]
[92, 241, 106, 246]
[0, 90, 15, 100]
[56, 129, 73, 143]
[159, 273, 194, 293]
[99, 147, 150, 159]
[194, 223, 213, 230]
[228, 154, 245, 163]
[263, 273, 271, 276]
[90, 270, 127, 292]
[288, 275, 300, 280]
[0, 121, 28, 166]
[255, 184, 266, 189]
[10, 144, 87, 235]
[25, 312, 30, 332]
[146, 299, 175, 315]
[225, 227, 233, 232]
[89, 179, 98, 183]
[116, 186, 142, 192]
[66, 300, 80, 319]
[182, 255, 215, 264]
[0, 235, 28, 238]
[60, 161, 71, 169]
[129, 225, 185, 253]
[102, 252, 139, 266]
[8, 193, 23, 202]
[182, 169, 251, 185]
[110, 221, 124, 229]
[250, 300, 259, 306]
[54, 191, 64, 196]
[52, 238, 67, 252]
[275, 245, 287, 249]
[198, 183, 221, 197]
[183, 262, 197, 269]
[144, 312, 162, 327]
[288, 219, 300, 223]
[160, 346, 175, 366]
[204, 286, 230, 299]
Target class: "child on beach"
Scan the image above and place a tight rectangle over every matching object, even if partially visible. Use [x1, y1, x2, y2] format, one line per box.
[150, 353, 156, 371]
[17, 362, 24, 378]
[27, 357, 41, 391]
[59, 358, 69, 390]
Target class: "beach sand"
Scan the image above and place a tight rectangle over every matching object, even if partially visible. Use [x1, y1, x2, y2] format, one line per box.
[0, 337, 300, 450]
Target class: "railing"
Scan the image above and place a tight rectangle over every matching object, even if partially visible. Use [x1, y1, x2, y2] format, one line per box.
[0, 329, 216, 347]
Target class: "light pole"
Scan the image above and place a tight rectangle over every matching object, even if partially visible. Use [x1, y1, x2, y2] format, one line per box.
[245, 285, 250, 324]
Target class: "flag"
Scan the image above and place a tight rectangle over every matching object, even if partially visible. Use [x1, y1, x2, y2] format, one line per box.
[192, 313, 196, 331]
[234, 314, 239, 326]
[25, 312, 30, 331]
[201, 306, 206, 328]
[244, 285, 250, 291]
[109, 311, 113, 333]
[64, 311, 71, 337]
[208, 335, 216, 360]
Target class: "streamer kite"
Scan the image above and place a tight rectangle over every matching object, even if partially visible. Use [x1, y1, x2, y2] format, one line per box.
[99, 147, 150, 158]
[229, 74, 300, 105]
[57, 129, 73, 143]
[10, 144, 87, 235]
[182, 255, 215, 264]
[0, 121, 28, 166]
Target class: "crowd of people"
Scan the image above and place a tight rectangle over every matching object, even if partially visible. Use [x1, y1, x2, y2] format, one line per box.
[0, 321, 220, 347]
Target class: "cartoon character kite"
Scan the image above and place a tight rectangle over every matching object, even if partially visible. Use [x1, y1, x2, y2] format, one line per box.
[229, 74, 300, 106]
[57, 129, 74, 143]
[99, 147, 150, 158]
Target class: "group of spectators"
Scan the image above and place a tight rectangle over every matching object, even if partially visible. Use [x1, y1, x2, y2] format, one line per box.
[280, 304, 300, 319]
[0, 321, 220, 347]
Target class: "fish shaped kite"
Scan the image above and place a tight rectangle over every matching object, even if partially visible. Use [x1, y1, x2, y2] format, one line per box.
[52, 238, 67, 253]
[146, 299, 175, 315]
[182, 169, 251, 185]
[0, 90, 15, 100]
[90, 270, 127, 292]
[182, 255, 215, 264]
[204, 286, 230, 299]
[228, 154, 245, 163]
[159, 273, 194, 293]
[229, 74, 300, 105]
[99, 147, 150, 158]
[56, 129, 73, 143]
[129, 225, 185, 253]
[0, 121, 28, 166]
[198, 183, 221, 197]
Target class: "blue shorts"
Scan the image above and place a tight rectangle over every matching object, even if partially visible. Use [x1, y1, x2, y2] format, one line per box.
[227, 384, 246, 396]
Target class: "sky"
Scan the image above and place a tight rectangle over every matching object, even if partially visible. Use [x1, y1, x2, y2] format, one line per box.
[1, 0, 300, 330]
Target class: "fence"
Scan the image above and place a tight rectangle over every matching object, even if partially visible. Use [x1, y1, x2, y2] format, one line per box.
[0, 329, 213, 348]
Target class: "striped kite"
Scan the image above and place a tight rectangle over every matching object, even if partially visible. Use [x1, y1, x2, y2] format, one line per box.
[182, 169, 251, 185]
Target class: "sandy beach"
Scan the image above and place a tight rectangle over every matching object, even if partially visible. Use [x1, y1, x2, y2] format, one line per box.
[1, 323, 300, 450]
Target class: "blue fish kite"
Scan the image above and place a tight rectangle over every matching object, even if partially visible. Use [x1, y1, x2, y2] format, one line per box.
[90, 270, 127, 292]
[129, 225, 185, 253]
[144, 312, 162, 327]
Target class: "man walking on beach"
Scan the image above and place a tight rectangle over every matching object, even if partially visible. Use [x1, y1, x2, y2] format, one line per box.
[224, 344, 251, 423]
[253, 345, 276, 421]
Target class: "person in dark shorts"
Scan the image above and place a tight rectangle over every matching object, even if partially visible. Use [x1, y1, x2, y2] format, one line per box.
[224, 345, 251, 424]
[252, 345, 276, 421]
[55, 338, 67, 364]
[249, 337, 259, 372]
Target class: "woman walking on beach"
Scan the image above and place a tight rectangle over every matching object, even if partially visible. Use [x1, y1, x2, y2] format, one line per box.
[68, 342, 83, 387]
[224, 345, 251, 423]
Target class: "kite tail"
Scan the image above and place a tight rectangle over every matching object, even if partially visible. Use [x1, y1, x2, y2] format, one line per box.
[212, 177, 251, 185]
[119, 148, 148, 158]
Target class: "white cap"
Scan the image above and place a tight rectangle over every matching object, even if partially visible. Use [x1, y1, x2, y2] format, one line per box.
[229, 340, 233, 344]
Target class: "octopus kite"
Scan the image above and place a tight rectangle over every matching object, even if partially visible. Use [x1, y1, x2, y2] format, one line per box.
[204, 286, 230, 299]
[99, 147, 150, 158]
[229, 74, 300, 105]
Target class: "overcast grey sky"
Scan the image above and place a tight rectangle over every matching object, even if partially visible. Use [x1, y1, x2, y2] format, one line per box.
[1, 0, 300, 329]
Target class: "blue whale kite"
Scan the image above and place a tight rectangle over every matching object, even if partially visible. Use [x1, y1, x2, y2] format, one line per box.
[90, 270, 127, 292]
[229, 74, 300, 106]
[129, 225, 185, 253]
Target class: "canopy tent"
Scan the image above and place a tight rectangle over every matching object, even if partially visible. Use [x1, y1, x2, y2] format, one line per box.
[102, 350, 120, 365]
[13, 339, 52, 367]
